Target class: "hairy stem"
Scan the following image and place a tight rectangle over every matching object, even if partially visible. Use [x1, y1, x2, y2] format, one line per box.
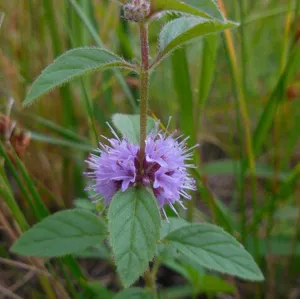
[138, 22, 150, 168]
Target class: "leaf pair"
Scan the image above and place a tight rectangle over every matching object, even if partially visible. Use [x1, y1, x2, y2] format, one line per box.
[11, 198, 264, 288]
[23, 1, 238, 107]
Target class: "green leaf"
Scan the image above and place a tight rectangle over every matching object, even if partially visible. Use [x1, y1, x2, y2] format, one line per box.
[156, 17, 238, 65]
[160, 218, 188, 240]
[112, 114, 157, 144]
[74, 243, 110, 259]
[164, 223, 264, 281]
[151, 0, 224, 21]
[113, 288, 153, 299]
[24, 48, 136, 106]
[108, 187, 161, 287]
[158, 218, 189, 259]
[11, 210, 107, 257]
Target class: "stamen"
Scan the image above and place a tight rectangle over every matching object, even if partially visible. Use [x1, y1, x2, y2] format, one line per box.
[162, 207, 169, 222]
[169, 203, 179, 217]
[106, 122, 120, 141]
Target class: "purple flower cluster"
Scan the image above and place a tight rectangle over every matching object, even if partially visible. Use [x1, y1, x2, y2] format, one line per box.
[85, 126, 197, 214]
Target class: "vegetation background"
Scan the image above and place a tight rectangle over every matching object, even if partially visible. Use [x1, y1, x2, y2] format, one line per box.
[0, 0, 299, 298]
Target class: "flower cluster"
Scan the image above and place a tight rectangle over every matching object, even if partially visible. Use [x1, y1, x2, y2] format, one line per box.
[85, 125, 197, 214]
[123, 0, 150, 23]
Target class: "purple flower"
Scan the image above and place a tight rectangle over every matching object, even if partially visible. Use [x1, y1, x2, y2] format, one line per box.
[85, 124, 197, 215]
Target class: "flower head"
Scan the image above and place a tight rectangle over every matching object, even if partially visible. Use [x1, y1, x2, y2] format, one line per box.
[85, 124, 197, 214]
[123, 0, 150, 23]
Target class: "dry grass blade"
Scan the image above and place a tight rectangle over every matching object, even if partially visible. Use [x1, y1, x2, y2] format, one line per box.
[10, 271, 35, 292]
[0, 257, 51, 278]
[0, 284, 23, 299]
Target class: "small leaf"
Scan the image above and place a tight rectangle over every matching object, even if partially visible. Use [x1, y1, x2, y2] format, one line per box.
[113, 288, 153, 299]
[108, 187, 161, 287]
[164, 223, 264, 281]
[24, 48, 136, 106]
[11, 210, 107, 257]
[151, 0, 224, 21]
[112, 114, 157, 144]
[156, 16, 238, 65]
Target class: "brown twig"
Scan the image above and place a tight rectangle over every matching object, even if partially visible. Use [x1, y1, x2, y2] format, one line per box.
[10, 271, 35, 292]
[0, 257, 52, 278]
[0, 284, 23, 299]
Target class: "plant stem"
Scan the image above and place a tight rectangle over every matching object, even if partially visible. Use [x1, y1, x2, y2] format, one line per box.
[138, 22, 150, 167]
[144, 269, 157, 298]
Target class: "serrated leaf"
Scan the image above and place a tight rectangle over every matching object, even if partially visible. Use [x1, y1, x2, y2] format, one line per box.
[24, 48, 136, 106]
[113, 288, 153, 299]
[11, 210, 107, 257]
[108, 187, 161, 287]
[112, 114, 157, 144]
[164, 223, 264, 281]
[151, 0, 224, 21]
[157, 16, 238, 65]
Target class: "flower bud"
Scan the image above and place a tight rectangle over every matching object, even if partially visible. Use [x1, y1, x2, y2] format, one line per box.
[123, 0, 150, 23]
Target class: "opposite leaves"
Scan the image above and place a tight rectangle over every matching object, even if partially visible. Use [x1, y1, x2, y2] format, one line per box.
[11, 209, 107, 257]
[24, 48, 136, 106]
[164, 223, 264, 281]
[108, 187, 161, 287]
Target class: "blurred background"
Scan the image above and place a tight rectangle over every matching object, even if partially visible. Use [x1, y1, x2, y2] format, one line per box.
[0, 0, 299, 298]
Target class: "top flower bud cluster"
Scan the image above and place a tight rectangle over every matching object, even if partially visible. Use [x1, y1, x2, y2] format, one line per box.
[123, 0, 150, 23]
